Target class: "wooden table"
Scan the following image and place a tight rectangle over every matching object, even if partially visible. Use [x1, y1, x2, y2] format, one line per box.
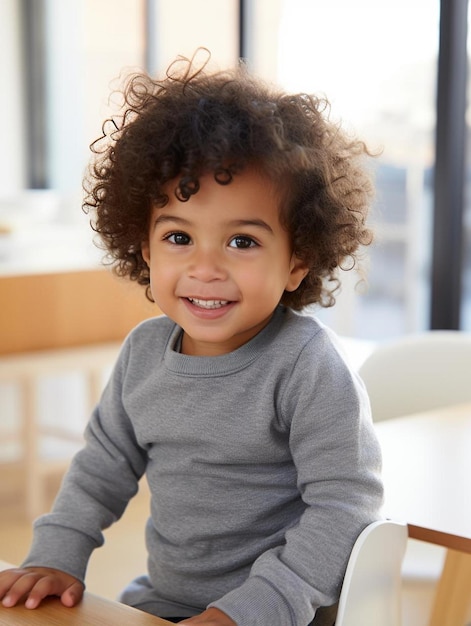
[0, 560, 173, 625]
[375, 403, 471, 626]
[0, 269, 158, 355]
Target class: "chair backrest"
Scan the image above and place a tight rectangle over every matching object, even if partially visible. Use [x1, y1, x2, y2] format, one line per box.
[334, 520, 408, 626]
[358, 331, 471, 421]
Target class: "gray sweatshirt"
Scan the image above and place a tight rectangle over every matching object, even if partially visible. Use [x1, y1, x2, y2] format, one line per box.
[23, 305, 383, 626]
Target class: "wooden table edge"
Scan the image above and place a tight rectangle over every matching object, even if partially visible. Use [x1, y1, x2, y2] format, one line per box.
[0, 560, 173, 625]
[408, 524, 471, 554]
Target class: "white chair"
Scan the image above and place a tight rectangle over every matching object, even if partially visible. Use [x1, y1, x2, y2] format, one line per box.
[358, 330, 471, 423]
[358, 330, 471, 613]
[335, 520, 408, 626]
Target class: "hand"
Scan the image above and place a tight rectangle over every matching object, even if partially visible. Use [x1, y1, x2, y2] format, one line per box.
[178, 607, 237, 625]
[0, 566, 84, 609]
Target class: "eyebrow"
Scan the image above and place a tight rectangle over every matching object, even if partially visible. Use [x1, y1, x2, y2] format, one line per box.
[152, 214, 191, 229]
[230, 219, 274, 234]
[153, 214, 274, 234]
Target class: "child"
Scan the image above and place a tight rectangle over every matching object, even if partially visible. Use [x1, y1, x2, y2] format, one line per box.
[0, 50, 383, 626]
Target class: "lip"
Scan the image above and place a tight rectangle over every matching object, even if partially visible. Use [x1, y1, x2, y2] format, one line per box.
[181, 296, 236, 319]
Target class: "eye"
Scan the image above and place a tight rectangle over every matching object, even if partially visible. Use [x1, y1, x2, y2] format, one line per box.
[228, 235, 258, 249]
[165, 232, 191, 245]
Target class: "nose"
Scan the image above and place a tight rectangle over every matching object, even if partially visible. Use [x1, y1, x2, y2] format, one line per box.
[187, 246, 227, 282]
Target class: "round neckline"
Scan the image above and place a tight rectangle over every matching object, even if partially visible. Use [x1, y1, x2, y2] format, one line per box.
[164, 306, 287, 377]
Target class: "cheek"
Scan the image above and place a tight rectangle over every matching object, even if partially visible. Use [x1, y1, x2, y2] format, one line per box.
[147, 260, 174, 292]
[236, 263, 288, 296]
[150, 265, 174, 287]
[147, 274, 175, 312]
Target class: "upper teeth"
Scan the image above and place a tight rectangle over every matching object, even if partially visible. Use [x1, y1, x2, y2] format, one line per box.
[189, 298, 229, 309]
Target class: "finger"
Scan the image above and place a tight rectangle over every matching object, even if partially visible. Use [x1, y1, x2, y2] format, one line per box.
[178, 616, 212, 624]
[24, 574, 75, 609]
[177, 608, 236, 625]
[176, 616, 203, 624]
[1, 571, 43, 607]
[0, 570, 27, 603]
[60, 581, 84, 607]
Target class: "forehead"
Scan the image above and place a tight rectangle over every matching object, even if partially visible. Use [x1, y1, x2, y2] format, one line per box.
[161, 168, 282, 216]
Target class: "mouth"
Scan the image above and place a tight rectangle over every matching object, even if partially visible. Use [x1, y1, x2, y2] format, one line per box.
[187, 297, 231, 310]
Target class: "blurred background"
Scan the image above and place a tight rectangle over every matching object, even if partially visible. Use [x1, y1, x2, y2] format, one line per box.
[0, 3, 470, 624]
[1, 0, 470, 339]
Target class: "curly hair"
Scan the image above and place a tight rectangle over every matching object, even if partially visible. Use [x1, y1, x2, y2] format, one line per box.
[83, 49, 375, 310]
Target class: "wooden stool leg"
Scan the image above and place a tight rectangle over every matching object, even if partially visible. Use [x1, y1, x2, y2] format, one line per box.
[22, 377, 42, 521]
[428, 549, 471, 626]
[88, 370, 104, 413]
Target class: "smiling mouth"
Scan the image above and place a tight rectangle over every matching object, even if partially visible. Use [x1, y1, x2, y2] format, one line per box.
[187, 297, 231, 310]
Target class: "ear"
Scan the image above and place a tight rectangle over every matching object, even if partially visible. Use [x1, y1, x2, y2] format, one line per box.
[285, 254, 309, 292]
[141, 240, 150, 266]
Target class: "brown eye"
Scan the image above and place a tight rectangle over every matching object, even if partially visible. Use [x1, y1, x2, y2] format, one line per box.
[166, 232, 191, 245]
[229, 236, 257, 249]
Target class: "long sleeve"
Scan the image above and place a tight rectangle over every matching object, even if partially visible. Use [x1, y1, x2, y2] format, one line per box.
[22, 340, 148, 583]
[210, 329, 383, 625]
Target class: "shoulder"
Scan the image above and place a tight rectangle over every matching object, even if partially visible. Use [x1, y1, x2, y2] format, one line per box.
[275, 307, 346, 365]
[275, 307, 366, 397]
[275, 310, 372, 429]
[127, 314, 175, 342]
[116, 315, 177, 367]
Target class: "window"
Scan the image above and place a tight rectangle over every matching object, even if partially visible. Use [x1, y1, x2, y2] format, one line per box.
[1, 0, 469, 337]
[246, 0, 440, 339]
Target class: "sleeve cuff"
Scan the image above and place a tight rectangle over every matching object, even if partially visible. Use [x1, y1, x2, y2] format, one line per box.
[209, 575, 299, 626]
[21, 517, 99, 584]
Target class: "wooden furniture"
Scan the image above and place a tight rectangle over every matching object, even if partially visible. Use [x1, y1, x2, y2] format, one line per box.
[375, 403, 471, 626]
[0, 268, 161, 519]
[0, 560, 173, 625]
[359, 331, 471, 600]
[0, 343, 122, 519]
[0, 268, 159, 355]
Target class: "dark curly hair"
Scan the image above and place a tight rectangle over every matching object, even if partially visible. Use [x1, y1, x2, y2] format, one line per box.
[83, 49, 375, 310]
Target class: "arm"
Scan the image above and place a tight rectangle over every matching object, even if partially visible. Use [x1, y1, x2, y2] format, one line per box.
[209, 335, 384, 626]
[18, 339, 148, 594]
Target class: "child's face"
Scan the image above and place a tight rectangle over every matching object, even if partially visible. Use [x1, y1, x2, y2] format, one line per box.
[142, 168, 307, 356]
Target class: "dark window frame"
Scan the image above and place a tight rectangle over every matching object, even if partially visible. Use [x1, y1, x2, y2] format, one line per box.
[431, 0, 469, 329]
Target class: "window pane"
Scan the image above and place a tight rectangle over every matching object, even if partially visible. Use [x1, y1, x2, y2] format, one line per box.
[0, 0, 26, 195]
[1, 0, 241, 274]
[248, 0, 440, 339]
[45, 0, 146, 199]
[27, 0, 239, 202]
[147, 0, 239, 74]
